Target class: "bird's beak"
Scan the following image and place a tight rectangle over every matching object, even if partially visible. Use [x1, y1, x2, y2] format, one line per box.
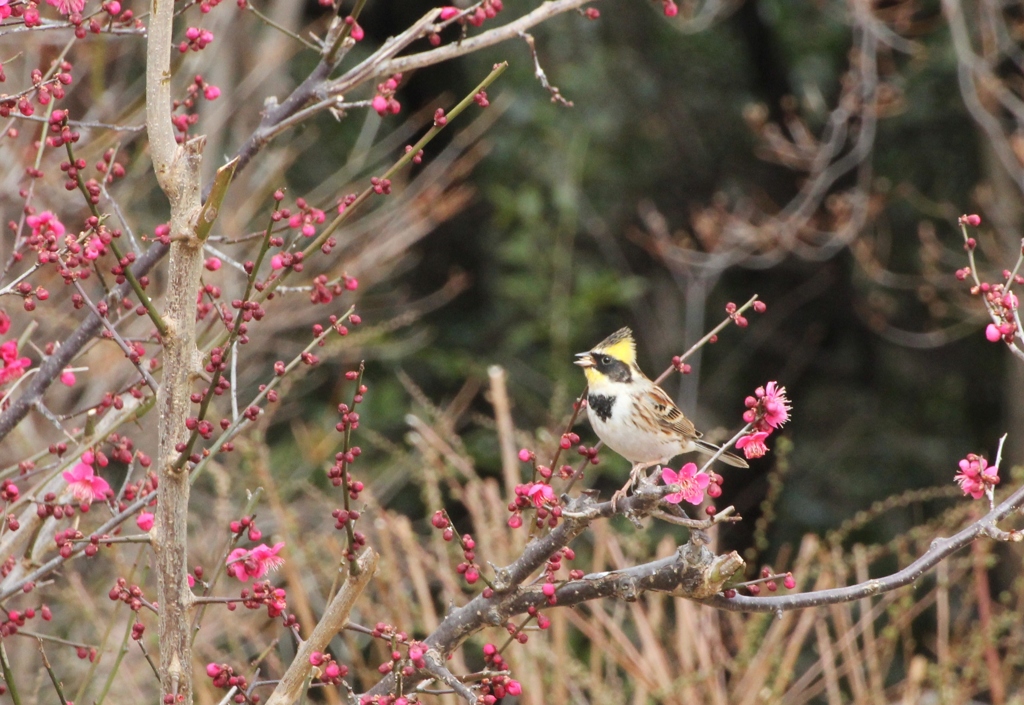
[574, 352, 595, 368]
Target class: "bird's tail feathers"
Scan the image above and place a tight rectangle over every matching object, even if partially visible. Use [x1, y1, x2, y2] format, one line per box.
[694, 439, 749, 468]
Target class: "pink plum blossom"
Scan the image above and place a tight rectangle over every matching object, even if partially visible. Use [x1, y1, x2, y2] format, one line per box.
[736, 431, 770, 459]
[758, 382, 790, 429]
[526, 482, 556, 507]
[0, 341, 31, 384]
[955, 453, 999, 500]
[226, 542, 286, 581]
[661, 463, 710, 505]
[63, 461, 112, 502]
[45, 0, 85, 15]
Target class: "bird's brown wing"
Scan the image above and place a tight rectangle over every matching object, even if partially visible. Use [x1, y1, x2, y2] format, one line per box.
[642, 384, 701, 440]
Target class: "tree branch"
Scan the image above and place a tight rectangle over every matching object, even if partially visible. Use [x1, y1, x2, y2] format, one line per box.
[264, 549, 378, 705]
[703, 479, 1024, 613]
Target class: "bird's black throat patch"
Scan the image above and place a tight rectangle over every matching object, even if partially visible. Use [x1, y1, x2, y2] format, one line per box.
[588, 394, 615, 422]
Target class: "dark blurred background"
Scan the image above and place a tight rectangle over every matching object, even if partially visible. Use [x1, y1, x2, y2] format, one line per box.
[283, 0, 1015, 561]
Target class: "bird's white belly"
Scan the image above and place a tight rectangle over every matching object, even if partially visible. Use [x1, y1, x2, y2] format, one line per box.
[587, 394, 687, 464]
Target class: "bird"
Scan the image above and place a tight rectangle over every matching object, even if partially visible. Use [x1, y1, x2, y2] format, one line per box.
[574, 327, 747, 502]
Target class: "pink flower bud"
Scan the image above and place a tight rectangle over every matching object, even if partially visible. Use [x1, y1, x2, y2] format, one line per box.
[60, 369, 76, 387]
[965, 214, 982, 227]
[206, 663, 221, 678]
[986, 323, 1002, 342]
[203, 85, 221, 100]
[204, 257, 222, 271]
[136, 512, 154, 531]
[309, 651, 325, 666]
[270, 254, 284, 270]
[371, 95, 388, 115]
[518, 448, 531, 462]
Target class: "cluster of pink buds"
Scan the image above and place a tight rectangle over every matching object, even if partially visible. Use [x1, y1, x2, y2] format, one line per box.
[662, 0, 679, 16]
[95, 147, 127, 184]
[45, 109, 79, 148]
[474, 90, 490, 107]
[309, 651, 349, 684]
[430, 512, 484, 585]
[722, 567, 797, 597]
[955, 453, 999, 500]
[242, 580, 291, 619]
[310, 274, 347, 305]
[1, 65, 72, 118]
[735, 381, 791, 459]
[205, 663, 257, 703]
[285, 196, 325, 237]
[468, 0, 502, 26]
[455, 533, 480, 584]
[82, 2, 137, 34]
[179, 26, 214, 52]
[372, 74, 403, 116]
[984, 291, 1018, 343]
[170, 75, 221, 141]
[539, 546, 580, 605]
[0, 478, 18, 503]
[327, 368, 368, 558]
[576, 443, 601, 465]
[337, 192, 358, 216]
[476, 673, 523, 704]
[431, 509, 455, 540]
[229, 515, 263, 541]
[370, 622, 408, 641]
[0, 604, 50, 639]
[377, 641, 429, 679]
[108, 577, 148, 612]
[344, 15, 365, 41]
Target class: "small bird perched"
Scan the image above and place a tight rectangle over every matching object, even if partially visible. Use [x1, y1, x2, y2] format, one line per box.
[574, 327, 747, 501]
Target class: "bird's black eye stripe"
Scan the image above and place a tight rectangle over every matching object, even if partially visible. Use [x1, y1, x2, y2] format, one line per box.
[592, 353, 632, 383]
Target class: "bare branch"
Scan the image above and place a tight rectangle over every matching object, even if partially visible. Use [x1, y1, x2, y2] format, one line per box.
[703, 478, 1024, 612]
[264, 550, 378, 705]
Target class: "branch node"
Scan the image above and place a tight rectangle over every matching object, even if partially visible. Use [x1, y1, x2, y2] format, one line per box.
[423, 650, 477, 705]
[490, 563, 513, 592]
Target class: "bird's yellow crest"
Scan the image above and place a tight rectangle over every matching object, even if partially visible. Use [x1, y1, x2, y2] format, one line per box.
[593, 327, 636, 366]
